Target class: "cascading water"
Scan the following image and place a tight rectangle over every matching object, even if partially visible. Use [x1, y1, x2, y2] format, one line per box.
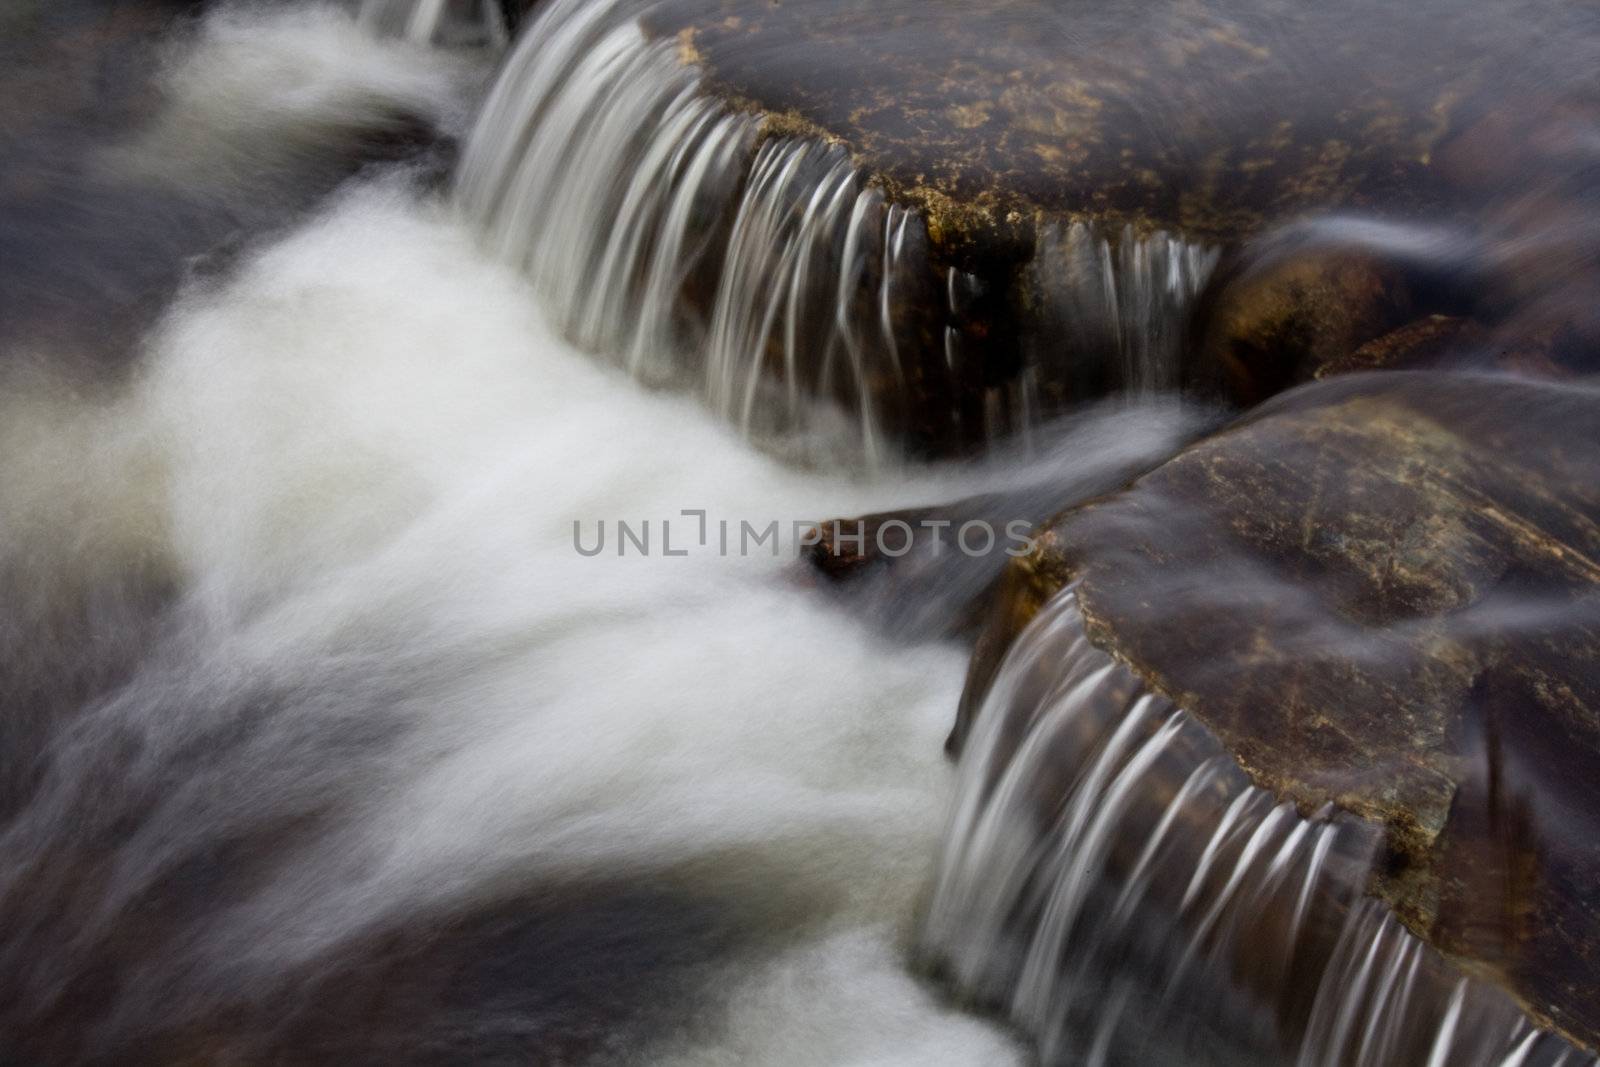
[454, 0, 920, 462]
[7, 1, 1597, 1063]
[357, 0, 508, 47]
[1026, 222, 1220, 395]
[1295, 902, 1593, 1067]
[925, 588, 1598, 1066]
[0, 6, 1039, 1062]
[452, 0, 1219, 460]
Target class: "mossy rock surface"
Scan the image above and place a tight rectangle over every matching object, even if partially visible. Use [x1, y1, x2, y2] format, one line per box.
[628, 0, 1600, 422]
[960, 370, 1600, 1051]
[642, 0, 1598, 256]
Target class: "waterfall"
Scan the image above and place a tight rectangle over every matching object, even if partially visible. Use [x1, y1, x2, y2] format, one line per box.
[0, 7, 1035, 1061]
[9, 0, 1597, 1063]
[452, 0, 1218, 461]
[1295, 902, 1593, 1067]
[924, 588, 1596, 1066]
[357, 0, 508, 48]
[453, 0, 913, 462]
[1026, 222, 1220, 395]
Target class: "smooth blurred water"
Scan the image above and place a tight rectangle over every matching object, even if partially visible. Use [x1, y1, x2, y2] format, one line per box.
[5, 2, 1596, 1064]
[0, 5, 1044, 1061]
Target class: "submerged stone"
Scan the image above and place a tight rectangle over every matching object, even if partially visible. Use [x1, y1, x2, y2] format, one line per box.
[1183, 208, 1600, 402]
[957, 370, 1600, 1052]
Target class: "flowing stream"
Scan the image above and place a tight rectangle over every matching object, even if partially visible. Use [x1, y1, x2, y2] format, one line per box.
[452, 0, 1219, 461]
[0, 3, 1065, 1061]
[926, 591, 1595, 1066]
[2, 1, 1596, 1064]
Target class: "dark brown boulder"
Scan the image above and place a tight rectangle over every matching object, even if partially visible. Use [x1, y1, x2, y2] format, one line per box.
[1182, 197, 1600, 404]
[957, 370, 1600, 1052]
[491, 0, 1599, 453]
[632, 0, 1600, 441]
[645, 0, 1600, 249]
[1178, 216, 1487, 403]
[1188, 243, 1421, 406]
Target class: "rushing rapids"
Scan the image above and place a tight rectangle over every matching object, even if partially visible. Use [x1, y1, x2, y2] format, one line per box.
[0, 6, 1033, 1062]
[926, 589, 1598, 1066]
[3, 0, 1598, 1063]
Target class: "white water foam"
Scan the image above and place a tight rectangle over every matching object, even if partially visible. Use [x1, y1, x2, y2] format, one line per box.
[15, 4, 1586, 1064]
[102, 3, 483, 189]
[0, 149, 1021, 1067]
[357, 0, 509, 48]
[0, 5, 1033, 1059]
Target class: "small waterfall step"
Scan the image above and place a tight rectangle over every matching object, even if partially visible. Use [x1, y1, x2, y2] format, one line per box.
[358, 0, 508, 48]
[449, 0, 1221, 460]
[926, 588, 1598, 1067]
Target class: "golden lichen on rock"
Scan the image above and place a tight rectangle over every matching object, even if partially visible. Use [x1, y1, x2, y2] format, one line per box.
[958, 371, 1600, 1052]
[638, 0, 1537, 255]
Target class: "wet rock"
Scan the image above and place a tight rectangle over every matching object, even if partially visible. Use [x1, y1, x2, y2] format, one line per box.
[1187, 245, 1421, 405]
[1182, 184, 1600, 403]
[957, 371, 1600, 1053]
[495, 0, 535, 28]
[1319, 315, 1486, 380]
[644, 0, 1564, 247]
[803, 498, 1011, 640]
[798, 401, 1207, 638]
[620, 0, 1600, 445]
[1176, 212, 1510, 400]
